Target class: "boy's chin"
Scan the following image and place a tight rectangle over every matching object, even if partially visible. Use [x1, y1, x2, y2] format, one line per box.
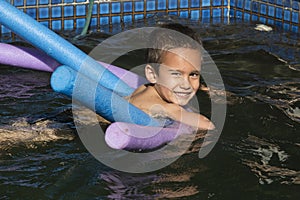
[172, 99, 190, 106]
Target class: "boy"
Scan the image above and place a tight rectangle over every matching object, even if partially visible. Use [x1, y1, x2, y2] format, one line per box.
[128, 23, 215, 130]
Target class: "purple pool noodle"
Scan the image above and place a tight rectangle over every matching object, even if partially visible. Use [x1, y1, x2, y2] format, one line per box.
[51, 65, 160, 126]
[0, 43, 60, 72]
[0, 43, 147, 88]
[105, 122, 196, 150]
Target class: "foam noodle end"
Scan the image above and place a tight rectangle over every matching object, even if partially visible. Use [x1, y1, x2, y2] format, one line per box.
[105, 124, 131, 149]
[50, 66, 73, 93]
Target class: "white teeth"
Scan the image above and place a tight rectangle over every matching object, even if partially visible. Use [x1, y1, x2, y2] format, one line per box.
[175, 92, 191, 97]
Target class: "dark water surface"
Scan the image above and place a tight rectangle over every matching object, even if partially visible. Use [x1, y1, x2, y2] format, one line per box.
[0, 19, 299, 199]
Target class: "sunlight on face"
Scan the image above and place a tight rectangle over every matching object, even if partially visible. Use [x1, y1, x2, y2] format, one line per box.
[154, 48, 202, 106]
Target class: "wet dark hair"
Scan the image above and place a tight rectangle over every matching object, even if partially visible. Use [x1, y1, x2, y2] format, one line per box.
[146, 23, 202, 69]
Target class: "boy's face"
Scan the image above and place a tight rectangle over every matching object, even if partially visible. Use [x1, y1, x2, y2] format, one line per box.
[151, 48, 202, 106]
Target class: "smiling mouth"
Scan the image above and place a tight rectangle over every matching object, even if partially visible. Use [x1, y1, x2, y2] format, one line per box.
[174, 91, 192, 97]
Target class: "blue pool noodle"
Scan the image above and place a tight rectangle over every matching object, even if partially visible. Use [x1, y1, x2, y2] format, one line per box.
[0, 0, 132, 96]
[51, 66, 160, 126]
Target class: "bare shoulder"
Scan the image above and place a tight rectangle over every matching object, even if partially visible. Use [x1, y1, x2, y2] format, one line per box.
[125, 84, 149, 101]
[130, 84, 147, 96]
[127, 84, 163, 113]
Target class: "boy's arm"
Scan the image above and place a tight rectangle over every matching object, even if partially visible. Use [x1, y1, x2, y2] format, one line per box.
[165, 104, 215, 130]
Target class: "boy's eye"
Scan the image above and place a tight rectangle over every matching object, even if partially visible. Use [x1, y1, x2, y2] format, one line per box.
[190, 72, 200, 78]
[171, 72, 182, 77]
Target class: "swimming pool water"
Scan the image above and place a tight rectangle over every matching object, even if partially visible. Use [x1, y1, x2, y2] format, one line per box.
[0, 19, 299, 199]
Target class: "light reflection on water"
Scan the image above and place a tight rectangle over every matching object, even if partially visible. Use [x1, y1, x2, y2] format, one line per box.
[0, 19, 299, 199]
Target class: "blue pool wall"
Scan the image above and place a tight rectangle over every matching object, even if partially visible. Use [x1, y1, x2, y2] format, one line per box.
[0, 0, 299, 39]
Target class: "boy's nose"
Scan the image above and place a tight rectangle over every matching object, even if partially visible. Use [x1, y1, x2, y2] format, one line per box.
[179, 78, 191, 89]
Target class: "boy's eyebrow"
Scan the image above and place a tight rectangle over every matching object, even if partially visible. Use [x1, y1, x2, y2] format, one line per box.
[168, 69, 181, 72]
[167, 69, 200, 73]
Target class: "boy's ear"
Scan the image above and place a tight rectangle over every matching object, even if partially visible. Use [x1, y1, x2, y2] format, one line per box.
[145, 64, 158, 84]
